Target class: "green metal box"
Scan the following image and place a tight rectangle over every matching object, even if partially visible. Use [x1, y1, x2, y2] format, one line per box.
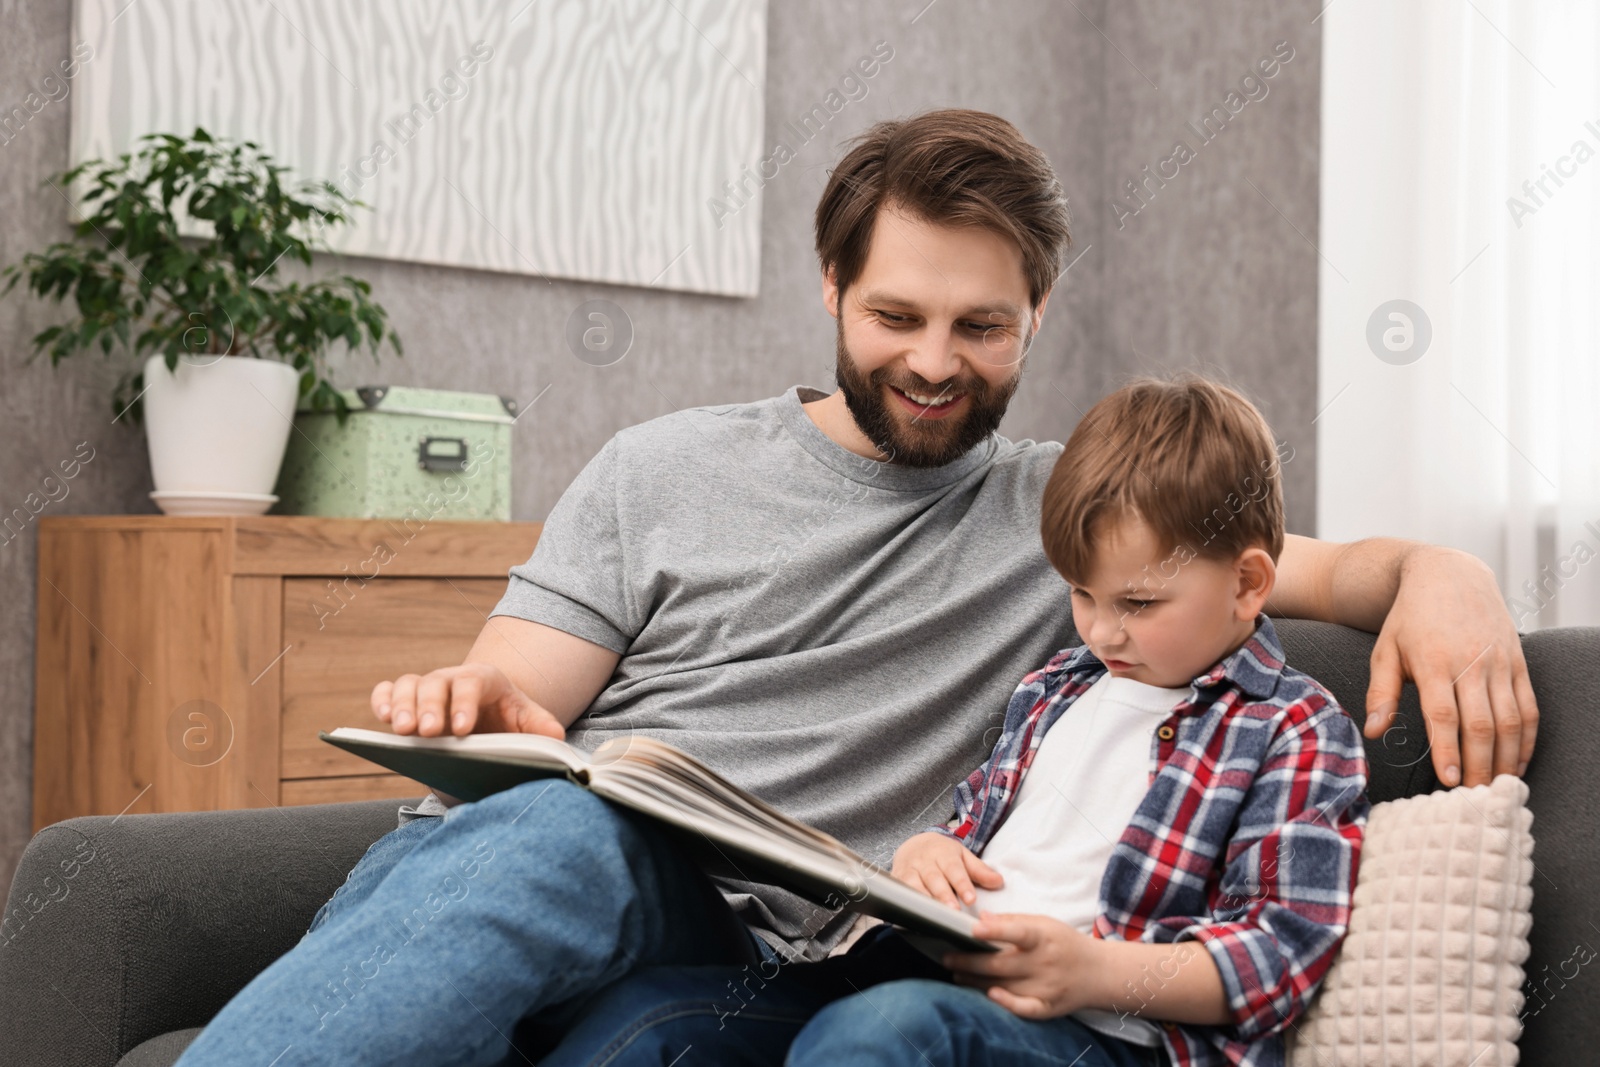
[272, 385, 515, 521]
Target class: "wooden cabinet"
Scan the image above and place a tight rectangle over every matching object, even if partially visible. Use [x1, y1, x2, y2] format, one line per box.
[32, 515, 541, 831]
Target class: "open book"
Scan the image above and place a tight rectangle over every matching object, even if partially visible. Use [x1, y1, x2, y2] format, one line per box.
[321, 727, 997, 955]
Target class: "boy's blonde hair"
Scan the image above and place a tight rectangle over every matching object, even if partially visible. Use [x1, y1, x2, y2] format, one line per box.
[1040, 375, 1285, 587]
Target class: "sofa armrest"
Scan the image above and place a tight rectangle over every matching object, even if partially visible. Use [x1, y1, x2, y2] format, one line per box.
[0, 797, 416, 1067]
[1514, 625, 1600, 1066]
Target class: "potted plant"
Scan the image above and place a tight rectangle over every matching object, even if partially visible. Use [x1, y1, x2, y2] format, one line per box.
[1, 127, 402, 514]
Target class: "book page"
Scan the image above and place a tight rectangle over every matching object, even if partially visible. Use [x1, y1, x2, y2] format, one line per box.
[593, 736, 860, 855]
[587, 737, 994, 951]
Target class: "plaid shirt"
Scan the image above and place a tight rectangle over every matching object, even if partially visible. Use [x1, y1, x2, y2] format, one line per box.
[929, 615, 1369, 1067]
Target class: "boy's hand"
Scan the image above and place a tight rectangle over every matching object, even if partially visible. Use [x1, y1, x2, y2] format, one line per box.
[371, 662, 566, 741]
[942, 911, 1099, 1019]
[892, 832, 1004, 909]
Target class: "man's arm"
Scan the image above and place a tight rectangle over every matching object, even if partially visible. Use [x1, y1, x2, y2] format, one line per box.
[370, 616, 623, 806]
[1270, 533, 1538, 787]
[457, 615, 623, 728]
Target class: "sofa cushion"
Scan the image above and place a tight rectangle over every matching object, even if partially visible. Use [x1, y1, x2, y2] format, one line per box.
[1290, 775, 1535, 1066]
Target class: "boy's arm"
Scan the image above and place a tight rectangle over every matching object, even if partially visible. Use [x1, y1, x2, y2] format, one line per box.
[926, 762, 988, 843]
[953, 912, 1233, 1024]
[1158, 693, 1369, 1039]
[923, 705, 1016, 844]
[925, 647, 1090, 842]
[1082, 939, 1228, 1023]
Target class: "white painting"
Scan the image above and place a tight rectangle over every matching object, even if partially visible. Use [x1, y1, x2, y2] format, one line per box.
[68, 0, 769, 297]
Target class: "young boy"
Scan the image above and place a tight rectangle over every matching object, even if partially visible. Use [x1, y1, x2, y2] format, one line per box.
[537, 375, 1369, 1067]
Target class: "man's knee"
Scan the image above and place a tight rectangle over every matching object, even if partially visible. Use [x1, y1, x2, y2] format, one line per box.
[446, 779, 647, 874]
[466, 778, 624, 833]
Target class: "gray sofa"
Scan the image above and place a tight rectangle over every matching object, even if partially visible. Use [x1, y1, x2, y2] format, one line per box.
[3, 619, 1595, 1066]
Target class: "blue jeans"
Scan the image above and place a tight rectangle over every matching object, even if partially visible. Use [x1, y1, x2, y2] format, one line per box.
[535, 926, 1169, 1067]
[172, 780, 769, 1067]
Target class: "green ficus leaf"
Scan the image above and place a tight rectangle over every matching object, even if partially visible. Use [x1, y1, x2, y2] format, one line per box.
[0, 127, 402, 425]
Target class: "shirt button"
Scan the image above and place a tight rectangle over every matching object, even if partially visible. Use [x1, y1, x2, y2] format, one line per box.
[1157, 725, 1176, 741]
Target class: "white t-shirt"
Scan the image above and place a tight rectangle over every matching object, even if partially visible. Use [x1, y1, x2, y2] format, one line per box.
[973, 672, 1189, 928]
[972, 672, 1189, 1049]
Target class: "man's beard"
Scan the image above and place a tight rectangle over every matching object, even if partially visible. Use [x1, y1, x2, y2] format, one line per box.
[834, 319, 1027, 468]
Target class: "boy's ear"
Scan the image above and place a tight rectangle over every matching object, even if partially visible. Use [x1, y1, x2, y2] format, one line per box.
[1234, 548, 1276, 620]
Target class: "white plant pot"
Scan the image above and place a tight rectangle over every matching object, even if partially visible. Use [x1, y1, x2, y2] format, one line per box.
[142, 354, 301, 515]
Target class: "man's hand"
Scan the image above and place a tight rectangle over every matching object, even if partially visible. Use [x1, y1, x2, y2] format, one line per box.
[892, 831, 1003, 909]
[1364, 547, 1538, 787]
[942, 912, 1097, 1019]
[370, 662, 567, 741]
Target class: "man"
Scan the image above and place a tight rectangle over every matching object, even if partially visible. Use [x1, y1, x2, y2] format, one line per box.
[173, 108, 1535, 1067]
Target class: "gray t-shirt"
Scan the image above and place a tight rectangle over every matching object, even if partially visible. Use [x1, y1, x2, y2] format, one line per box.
[421, 384, 1078, 960]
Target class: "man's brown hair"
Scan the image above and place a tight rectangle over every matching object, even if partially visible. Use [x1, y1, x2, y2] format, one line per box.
[1040, 375, 1286, 587]
[814, 109, 1072, 310]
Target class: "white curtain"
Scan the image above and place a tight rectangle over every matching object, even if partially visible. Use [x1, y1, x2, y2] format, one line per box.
[1319, 0, 1600, 629]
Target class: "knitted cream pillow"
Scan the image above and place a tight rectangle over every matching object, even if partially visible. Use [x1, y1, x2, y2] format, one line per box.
[1289, 774, 1535, 1067]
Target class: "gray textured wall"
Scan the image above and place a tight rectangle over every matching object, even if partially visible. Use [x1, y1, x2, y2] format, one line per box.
[0, 0, 1321, 892]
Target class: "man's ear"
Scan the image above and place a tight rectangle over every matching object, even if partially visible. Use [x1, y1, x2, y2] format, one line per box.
[1235, 548, 1276, 620]
[1031, 286, 1052, 334]
[822, 265, 840, 318]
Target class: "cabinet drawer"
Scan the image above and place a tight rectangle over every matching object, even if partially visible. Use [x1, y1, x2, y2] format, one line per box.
[280, 577, 507, 779]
